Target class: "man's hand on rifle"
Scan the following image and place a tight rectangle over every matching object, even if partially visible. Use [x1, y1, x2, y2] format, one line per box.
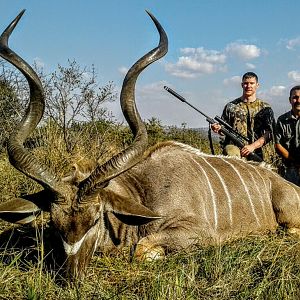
[211, 122, 254, 157]
[240, 144, 256, 157]
[241, 136, 265, 158]
[211, 123, 223, 134]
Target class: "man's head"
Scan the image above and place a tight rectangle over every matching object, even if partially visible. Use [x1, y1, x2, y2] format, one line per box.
[289, 85, 300, 116]
[241, 72, 259, 99]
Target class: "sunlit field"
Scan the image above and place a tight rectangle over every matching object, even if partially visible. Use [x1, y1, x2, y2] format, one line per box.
[0, 121, 297, 300]
[1, 220, 300, 299]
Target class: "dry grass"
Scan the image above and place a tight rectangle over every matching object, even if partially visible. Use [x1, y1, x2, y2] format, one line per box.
[1, 225, 300, 299]
[0, 124, 297, 299]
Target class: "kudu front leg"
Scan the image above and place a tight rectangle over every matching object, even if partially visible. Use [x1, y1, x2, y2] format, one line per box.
[132, 226, 204, 261]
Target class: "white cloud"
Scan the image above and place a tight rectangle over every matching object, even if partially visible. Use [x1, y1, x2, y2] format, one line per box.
[165, 47, 227, 78]
[269, 85, 287, 96]
[164, 65, 198, 78]
[118, 66, 128, 76]
[165, 42, 261, 80]
[225, 42, 261, 60]
[138, 81, 168, 96]
[245, 63, 256, 69]
[180, 47, 226, 64]
[288, 70, 300, 82]
[286, 37, 300, 50]
[257, 86, 289, 119]
[223, 75, 241, 86]
[257, 89, 288, 119]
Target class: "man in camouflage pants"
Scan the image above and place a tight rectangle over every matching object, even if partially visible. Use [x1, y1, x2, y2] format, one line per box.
[275, 85, 300, 185]
[211, 72, 275, 161]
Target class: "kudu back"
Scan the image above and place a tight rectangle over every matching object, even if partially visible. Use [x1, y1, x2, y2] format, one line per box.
[1, 11, 300, 281]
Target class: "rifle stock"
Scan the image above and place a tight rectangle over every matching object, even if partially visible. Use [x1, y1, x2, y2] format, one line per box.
[164, 86, 263, 162]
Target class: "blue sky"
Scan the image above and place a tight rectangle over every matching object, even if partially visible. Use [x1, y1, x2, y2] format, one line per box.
[1, 0, 300, 127]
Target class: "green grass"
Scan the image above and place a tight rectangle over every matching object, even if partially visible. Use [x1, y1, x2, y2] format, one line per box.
[0, 122, 288, 299]
[1, 223, 300, 300]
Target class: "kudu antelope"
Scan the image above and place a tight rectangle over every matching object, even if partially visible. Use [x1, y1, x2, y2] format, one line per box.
[1, 10, 300, 282]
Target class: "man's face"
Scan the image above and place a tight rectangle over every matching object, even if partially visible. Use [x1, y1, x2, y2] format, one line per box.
[241, 77, 259, 97]
[289, 89, 300, 115]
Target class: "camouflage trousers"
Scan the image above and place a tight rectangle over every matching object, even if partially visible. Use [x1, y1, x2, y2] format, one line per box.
[223, 145, 241, 158]
[223, 144, 277, 165]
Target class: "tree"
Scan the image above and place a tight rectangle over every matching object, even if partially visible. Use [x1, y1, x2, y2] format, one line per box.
[146, 117, 164, 145]
[0, 61, 27, 150]
[42, 59, 117, 152]
[0, 58, 118, 155]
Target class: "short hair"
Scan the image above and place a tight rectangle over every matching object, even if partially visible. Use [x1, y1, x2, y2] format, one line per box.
[289, 85, 300, 98]
[242, 72, 258, 82]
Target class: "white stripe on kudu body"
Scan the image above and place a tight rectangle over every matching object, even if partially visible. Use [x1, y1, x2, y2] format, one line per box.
[243, 165, 267, 221]
[247, 164, 271, 200]
[200, 156, 234, 227]
[192, 157, 218, 230]
[221, 158, 260, 226]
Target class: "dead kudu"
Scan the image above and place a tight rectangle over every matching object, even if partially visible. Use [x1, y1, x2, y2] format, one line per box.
[1, 10, 300, 282]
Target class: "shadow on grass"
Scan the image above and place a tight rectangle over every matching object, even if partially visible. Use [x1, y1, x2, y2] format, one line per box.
[0, 223, 68, 284]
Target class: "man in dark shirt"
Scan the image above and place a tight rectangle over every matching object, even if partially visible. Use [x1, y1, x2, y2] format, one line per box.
[275, 85, 300, 185]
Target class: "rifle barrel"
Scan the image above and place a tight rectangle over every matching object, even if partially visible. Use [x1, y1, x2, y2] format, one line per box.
[164, 86, 214, 123]
[164, 86, 186, 102]
[164, 85, 263, 162]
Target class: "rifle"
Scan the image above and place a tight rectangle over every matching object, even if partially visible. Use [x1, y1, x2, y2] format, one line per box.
[164, 86, 263, 162]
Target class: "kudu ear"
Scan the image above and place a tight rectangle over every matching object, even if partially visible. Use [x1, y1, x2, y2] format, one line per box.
[0, 190, 52, 224]
[105, 191, 162, 225]
[0, 198, 40, 224]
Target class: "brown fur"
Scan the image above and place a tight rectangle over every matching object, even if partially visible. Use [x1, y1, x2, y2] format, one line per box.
[59, 141, 300, 261]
